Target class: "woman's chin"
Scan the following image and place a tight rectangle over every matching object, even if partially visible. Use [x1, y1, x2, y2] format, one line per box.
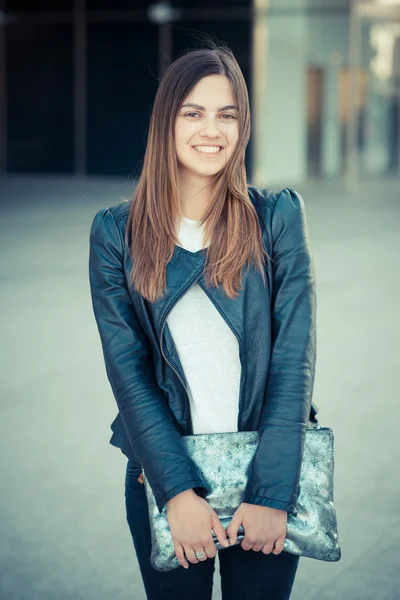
[190, 164, 224, 178]
[177, 160, 224, 179]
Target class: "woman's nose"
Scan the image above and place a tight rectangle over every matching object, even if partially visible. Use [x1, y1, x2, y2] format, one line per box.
[199, 118, 222, 137]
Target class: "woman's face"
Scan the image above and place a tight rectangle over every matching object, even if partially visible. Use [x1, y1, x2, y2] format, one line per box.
[174, 74, 239, 180]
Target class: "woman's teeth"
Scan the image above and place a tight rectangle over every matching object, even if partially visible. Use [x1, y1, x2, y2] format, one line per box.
[193, 146, 222, 154]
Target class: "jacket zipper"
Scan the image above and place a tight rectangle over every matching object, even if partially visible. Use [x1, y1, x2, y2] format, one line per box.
[160, 320, 187, 391]
[159, 265, 205, 433]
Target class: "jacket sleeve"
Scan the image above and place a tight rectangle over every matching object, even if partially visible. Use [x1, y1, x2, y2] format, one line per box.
[88, 207, 209, 513]
[243, 188, 317, 515]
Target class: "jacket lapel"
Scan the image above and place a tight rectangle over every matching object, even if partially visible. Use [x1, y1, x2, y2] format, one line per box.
[150, 245, 207, 350]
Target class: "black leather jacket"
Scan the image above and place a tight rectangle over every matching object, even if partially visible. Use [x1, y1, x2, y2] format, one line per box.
[88, 185, 317, 516]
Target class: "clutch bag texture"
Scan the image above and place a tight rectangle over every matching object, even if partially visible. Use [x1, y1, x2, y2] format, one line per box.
[143, 424, 341, 572]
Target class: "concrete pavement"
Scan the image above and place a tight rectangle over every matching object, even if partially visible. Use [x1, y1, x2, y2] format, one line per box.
[0, 174, 399, 599]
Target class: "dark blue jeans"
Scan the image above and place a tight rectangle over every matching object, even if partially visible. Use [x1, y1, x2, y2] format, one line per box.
[125, 460, 300, 600]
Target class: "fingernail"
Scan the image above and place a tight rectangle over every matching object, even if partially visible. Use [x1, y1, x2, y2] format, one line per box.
[223, 539, 230, 547]
[183, 565, 189, 569]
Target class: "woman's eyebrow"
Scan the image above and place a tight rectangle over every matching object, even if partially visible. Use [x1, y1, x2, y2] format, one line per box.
[180, 103, 238, 111]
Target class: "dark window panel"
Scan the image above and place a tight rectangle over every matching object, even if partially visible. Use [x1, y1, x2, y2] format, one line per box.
[5, 0, 72, 11]
[173, 0, 250, 8]
[87, 0, 150, 9]
[87, 22, 158, 176]
[7, 23, 74, 173]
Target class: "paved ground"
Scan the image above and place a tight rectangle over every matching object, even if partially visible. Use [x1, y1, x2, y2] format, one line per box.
[0, 174, 399, 599]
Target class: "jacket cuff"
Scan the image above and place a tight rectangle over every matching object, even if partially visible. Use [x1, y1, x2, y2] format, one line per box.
[242, 493, 298, 516]
[157, 479, 209, 513]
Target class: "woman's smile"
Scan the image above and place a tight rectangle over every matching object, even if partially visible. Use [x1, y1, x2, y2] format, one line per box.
[192, 145, 224, 157]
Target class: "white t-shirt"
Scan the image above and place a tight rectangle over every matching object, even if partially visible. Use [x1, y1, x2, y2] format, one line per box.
[166, 216, 241, 434]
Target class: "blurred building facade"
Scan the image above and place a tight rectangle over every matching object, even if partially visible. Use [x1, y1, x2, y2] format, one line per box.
[0, 0, 399, 186]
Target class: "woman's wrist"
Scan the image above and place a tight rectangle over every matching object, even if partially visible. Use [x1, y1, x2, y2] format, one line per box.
[166, 488, 197, 508]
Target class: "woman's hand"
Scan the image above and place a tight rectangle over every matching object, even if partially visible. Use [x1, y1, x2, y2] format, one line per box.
[137, 472, 144, 484]
[226, 502, 287, 555]
[166, 489, 230, 569]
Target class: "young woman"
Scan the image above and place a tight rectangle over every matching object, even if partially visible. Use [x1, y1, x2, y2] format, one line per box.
[89, 43, 316, 600]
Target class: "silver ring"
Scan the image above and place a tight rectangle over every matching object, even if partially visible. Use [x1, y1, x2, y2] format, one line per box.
[194, 550, 206, 559]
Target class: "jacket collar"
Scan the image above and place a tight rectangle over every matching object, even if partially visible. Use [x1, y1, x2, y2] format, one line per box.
[150, 241, 254, 355]
[150, 244, 207, 338]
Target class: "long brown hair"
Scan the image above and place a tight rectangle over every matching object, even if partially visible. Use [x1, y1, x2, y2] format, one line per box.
[125, 41, 269, 303]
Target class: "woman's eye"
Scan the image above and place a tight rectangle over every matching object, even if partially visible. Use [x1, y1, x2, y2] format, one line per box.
[184, 113, 236, 119]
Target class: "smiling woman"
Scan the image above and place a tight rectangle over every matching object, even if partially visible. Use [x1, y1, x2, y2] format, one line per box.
[175, 77, 239, 176]
[89, 39, 316, 600]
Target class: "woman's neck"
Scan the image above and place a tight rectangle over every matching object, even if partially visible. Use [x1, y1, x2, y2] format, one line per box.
[178, 170, 214, 220]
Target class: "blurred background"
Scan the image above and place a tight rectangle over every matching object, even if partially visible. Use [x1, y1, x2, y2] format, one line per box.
[0, 1, 399, 600]
[1, 0, 400, 184]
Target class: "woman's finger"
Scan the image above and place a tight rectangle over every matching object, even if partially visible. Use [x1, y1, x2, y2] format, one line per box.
[203, 539, 218, 559]
[193, 547, 208, 562]
[211, 513, 230, 548]
[251, 541, 264, 552]
[241, 535, 255, 551]
[184, 546, 200, 565]
[272, 536, 285, 555]
[173, 542, 189, 569]
[226, 512, 241, 545]
[261, 541, 275, 555]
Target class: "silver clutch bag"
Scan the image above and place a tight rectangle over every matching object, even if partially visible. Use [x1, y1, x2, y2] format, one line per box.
[143, 420, 341, 572]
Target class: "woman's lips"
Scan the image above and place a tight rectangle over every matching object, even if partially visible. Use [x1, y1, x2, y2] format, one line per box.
[192, 146, 224, 157]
